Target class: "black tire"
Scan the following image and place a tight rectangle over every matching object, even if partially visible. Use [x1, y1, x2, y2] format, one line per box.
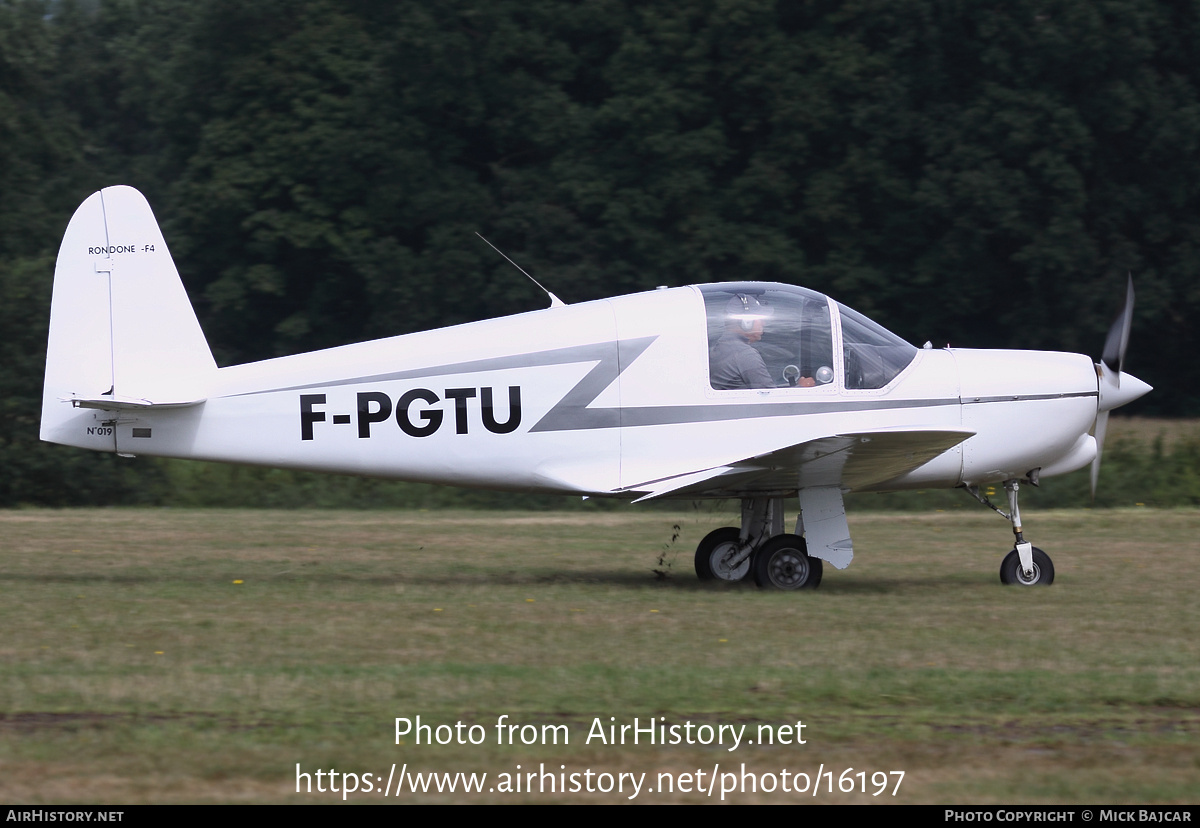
[753, 534, 823, 590]
[694, 527, 750, 582]
[999, 546, 1055, 586]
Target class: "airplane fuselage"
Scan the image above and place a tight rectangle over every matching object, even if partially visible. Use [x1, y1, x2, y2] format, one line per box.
[45, 283, 1101, 497]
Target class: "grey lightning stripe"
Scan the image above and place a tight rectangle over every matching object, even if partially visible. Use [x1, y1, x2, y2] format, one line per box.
[537, 387, 1097, 431]
[613, 397, 960, 429]
[230, 336, 1098, 433]
[229, 338, 655, 398]
[529, 338, 646, 432]
[598, 390, 1097, 430]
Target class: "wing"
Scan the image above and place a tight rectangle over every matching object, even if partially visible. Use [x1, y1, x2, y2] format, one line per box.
[621, 428, 973, 501]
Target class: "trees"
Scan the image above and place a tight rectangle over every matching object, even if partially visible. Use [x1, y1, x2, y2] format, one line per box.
[0, 0, 1195, 504]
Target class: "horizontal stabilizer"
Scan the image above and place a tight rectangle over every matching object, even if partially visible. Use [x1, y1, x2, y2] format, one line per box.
[67, 395, 208, 411]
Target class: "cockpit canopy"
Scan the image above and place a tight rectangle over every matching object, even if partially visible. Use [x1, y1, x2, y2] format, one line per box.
[700, 283, 917, 391]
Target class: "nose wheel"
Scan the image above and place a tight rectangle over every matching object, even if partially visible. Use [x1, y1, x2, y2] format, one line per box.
[999, 546, 1055, 586]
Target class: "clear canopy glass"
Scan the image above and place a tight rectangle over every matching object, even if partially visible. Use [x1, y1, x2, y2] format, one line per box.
[699, 283, 916, 391]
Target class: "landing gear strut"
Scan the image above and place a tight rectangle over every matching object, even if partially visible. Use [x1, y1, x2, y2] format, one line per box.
[967, 478, 1055, 586]
[693, 497, 781, 583]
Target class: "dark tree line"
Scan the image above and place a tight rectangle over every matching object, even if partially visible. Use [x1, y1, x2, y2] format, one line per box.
[0, 0, 1194, 505]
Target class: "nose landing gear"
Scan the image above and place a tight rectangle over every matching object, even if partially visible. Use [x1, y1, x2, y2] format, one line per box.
[967, 477, 1056, 586]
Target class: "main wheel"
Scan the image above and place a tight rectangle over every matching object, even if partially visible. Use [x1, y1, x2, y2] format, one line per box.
[695, 527, 750, 582]
[999, 546, 1055, 586]
[753, 534, 823, 590]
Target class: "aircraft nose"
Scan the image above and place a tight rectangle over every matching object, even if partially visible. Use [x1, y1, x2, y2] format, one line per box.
[1098, 371, 1153, 412]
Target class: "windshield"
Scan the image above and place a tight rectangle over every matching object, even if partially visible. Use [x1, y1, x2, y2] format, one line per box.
[837, 303, 917, 389]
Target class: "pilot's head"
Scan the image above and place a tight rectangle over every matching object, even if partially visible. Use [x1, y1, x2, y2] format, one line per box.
[725, 294, 769, 342]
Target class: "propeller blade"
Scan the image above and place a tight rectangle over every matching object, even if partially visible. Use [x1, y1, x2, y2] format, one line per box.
[1092, 275, 1150, 499]
[1090, 410, 1109, 500]
[1101, 275, 1134, 375]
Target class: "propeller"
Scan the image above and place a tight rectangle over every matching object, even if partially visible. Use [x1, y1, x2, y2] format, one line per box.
[1091, 275, 1153, 497]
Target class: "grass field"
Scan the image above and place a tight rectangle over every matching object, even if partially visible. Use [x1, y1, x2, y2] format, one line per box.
[1, 506, 1197, 803]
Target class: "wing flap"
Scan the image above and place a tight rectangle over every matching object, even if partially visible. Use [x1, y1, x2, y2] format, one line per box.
[627, 466, 743, 503]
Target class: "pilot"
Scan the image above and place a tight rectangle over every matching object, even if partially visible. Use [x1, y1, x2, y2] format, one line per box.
[710, 295, 775, 390]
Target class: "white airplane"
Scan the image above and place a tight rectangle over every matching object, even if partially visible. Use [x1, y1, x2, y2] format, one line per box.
[41, 186, 1152, 590]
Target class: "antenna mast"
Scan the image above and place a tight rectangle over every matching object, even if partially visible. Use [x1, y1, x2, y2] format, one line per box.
[476, 233, 566, 308]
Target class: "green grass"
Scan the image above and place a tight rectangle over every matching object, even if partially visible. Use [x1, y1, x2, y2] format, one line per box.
[1, 507, 1197, 803]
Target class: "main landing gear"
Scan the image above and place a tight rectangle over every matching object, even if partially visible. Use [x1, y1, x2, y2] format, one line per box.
[694, 496, 824, 590]
[755, 534, 823, 590]
[694, 527, 748, 581]
[967, 478, 1055, 586]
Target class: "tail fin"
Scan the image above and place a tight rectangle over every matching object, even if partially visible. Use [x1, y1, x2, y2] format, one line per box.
[40, 186, 217, 450]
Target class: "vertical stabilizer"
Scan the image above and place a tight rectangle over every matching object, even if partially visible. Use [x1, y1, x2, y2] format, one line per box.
[41, 186, 216, 450]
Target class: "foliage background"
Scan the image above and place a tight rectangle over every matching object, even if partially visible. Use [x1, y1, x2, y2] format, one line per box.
[1, 0, 1195, 507]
